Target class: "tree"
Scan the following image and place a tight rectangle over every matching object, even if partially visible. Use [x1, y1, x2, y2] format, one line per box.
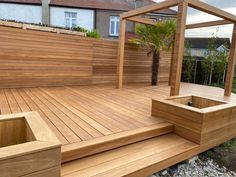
[129, 19, 176, 85]
[183, 41, 195, 83]
[202, 35, 218, 85]
[213, 47, 229, 85]
[202, 34, 229, 85]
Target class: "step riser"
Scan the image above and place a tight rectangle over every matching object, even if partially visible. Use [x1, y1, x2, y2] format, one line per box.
[62, 123, 173, 163]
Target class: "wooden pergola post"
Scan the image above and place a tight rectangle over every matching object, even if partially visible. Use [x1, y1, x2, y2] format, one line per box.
[116, 18, 126, 89]
[170, 2, 188, 96]
[224, 24, 236, 96]
[169, 34, 176, 86]
[117, 0, 236, 97]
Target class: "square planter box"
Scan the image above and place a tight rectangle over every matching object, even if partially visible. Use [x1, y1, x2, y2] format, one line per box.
[0, 112, 61, 177]
[152, 95, 236, 144]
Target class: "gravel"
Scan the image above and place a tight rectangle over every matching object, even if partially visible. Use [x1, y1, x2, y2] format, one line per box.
[149, 157, 236, 177]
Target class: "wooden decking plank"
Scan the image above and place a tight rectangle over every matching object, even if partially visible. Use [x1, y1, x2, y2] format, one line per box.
[30, 88, 93, 141]
[23, 88, 80, 143]
[64, 87, 141, 130]
[37, 88, 103, 138]
[95, 141, 197, 177]
[67, 87, 145, 128]
[61, 134, 195, 177]
[4, 89, 21, 113]
[41, 87, 112, 136]
[68, 87, 158, 126]
[10, 88, 31, 112]
[79, 86, 151, 115]
[61, 123, 173, 163]
[46, 87, 128, 133]
[61, 132, 175, 176]
[0, 89, 11, 114]
[17, 88, 68, 145]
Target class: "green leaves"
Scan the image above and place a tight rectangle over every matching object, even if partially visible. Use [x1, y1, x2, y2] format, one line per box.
[129, 19, 176, 53]
[73, 26, 100, 39]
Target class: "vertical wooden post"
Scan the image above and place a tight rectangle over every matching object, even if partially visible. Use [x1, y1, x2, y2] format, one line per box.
[116, 18, 126, 89]
[170, 2, 188, 96]
[224, 24, 236, 96]
[169, 34, 176, 86]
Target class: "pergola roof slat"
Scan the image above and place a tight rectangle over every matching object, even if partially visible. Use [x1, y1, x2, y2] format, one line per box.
[126, 17, 156, 26]
[187, 0, 236, 22]
[186, 19, 232, 29]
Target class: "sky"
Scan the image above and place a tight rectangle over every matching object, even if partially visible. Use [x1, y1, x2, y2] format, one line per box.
[153, 0, 236, 39]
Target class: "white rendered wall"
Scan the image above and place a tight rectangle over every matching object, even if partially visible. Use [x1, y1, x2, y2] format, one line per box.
[0, 3, 42, 24]
[50, 7, 94, 30]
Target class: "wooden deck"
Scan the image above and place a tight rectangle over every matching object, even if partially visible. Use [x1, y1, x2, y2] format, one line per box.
[0, 83, 174, 162]
[1, 83, 236, 176]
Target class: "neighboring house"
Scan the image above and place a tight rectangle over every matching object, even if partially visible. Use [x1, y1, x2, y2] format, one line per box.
[185, 38, 230, 60]
[0, 0, 176, 38]
[0, 0, 42, 24]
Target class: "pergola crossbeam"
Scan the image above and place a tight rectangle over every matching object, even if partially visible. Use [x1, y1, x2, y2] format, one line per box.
[186, 20, 232, 29]
[187, 0, 236, 22]
[126, 17, 156, 26]
[121, 0, 182, 19]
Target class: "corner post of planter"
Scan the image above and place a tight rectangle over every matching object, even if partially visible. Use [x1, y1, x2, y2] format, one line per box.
[170, 1, 188, 96]
[116, 18, 126, 89]
[224, 24, 236, 96]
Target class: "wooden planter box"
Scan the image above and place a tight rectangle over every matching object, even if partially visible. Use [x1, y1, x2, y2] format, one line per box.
[0, 112, 61, 177]
[152, 95, 236, 144]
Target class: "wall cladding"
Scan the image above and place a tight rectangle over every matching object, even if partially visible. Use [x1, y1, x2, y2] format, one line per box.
[0, 26, 171, 88]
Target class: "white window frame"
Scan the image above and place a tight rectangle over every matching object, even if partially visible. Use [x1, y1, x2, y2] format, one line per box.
[109, 16, 120, 37]
[65, 12, 77, 29]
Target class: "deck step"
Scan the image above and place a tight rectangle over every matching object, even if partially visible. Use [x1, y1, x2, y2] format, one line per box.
[62, 122, 173, 163]
[61, 133, 198, 177]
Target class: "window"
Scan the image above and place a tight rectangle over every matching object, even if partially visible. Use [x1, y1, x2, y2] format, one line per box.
[65, 12, 77, 29]
[109, 16, 120, 36]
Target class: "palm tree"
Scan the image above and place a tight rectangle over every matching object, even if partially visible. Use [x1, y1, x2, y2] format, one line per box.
[129, 19, 176, 85]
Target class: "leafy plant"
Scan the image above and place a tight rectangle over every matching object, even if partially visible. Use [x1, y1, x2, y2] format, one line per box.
[129, 19, 176, 85]
[202, 35, 219, 85]
[202, 34, 229, 85]
[73, 26, 100, 39]
[183, 41, 195, 83]
[213, 50, 228, 84]
[86, 30, 100, 38]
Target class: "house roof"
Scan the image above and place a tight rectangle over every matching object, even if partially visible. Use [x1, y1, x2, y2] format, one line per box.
[185, 37, 230, 49]
[50, 0, 176, 14]
[0, 0, 176, 15]
[0, 0, 41, 5]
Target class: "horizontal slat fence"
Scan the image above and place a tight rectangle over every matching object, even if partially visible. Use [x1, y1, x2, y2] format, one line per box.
[0, 26, 171, 88]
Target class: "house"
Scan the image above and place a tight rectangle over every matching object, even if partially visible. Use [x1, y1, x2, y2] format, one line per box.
[0, 0, 176, 38]
[185, 37, 230, 60]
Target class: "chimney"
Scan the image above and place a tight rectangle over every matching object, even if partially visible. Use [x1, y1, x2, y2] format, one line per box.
[42, 0, 50, 25]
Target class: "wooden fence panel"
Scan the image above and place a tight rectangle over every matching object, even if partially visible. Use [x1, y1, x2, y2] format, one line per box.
[0, 26, 171, 88]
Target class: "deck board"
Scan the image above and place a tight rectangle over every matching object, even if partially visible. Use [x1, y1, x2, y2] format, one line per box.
[61, 133, 197, 177]
[0, 83, 235, 164]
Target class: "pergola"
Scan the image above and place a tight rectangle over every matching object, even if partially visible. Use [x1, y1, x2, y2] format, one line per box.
[116, 0, 236, 97]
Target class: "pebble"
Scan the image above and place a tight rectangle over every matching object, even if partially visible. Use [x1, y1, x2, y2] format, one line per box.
[149, 158, 236, 177]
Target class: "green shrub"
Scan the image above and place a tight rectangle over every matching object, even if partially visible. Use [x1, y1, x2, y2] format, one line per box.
[73, 26, 100, 39]
[86, 30, 100, 38]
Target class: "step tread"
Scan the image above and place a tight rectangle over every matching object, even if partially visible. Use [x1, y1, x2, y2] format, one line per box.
[61, 133, 198, 177]
[62, 122, 174, 163]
